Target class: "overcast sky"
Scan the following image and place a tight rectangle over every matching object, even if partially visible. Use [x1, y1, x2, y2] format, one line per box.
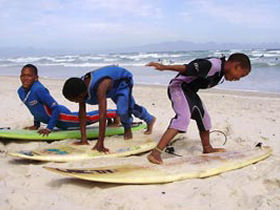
[0, 0, 279, 51]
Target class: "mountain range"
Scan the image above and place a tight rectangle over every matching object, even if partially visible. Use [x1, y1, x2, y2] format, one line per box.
[1, 41, 280, 56]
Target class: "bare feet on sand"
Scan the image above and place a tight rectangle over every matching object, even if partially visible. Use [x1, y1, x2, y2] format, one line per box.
[203, 145, 226, 153]
[144, 116, 156, 135]
[124, 128, 133, 140]
[147, 149, 163, 164]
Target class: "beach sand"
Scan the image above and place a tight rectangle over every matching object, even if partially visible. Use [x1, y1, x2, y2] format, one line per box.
[0, 76, 280, 210]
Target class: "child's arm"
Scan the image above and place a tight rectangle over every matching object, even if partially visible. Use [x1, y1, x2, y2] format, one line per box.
[36, 87, 60, 136]
[146, 62, 186, 73]
[92, 78, 113, 152]
[147, 59, 212, 78]
[24, 119, 40, 130]
[76, 101, 89, 145]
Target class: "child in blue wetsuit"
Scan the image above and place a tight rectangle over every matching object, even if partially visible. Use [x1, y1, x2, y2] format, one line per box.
[62, 65, 156, 152]
[146, 53, 251, 164]
[19, 64, 118, 136]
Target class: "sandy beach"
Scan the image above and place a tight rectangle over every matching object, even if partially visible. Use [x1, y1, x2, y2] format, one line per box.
[0, 75, 280, 210]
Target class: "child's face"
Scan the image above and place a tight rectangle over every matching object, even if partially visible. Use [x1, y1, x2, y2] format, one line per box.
[224, 62, 249, 81]
[20, 67, 38, 89]
[68, 92, 86, 103]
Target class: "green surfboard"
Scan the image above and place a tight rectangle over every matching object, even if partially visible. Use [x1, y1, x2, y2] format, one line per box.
[0, 123, 146, 141]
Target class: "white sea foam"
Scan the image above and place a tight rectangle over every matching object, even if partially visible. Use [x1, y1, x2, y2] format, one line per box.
[0, 49, 279, 92]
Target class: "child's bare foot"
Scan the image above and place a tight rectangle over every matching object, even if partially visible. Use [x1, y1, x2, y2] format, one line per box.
[147, 149, 163, 164]
[108, 116, 120, 127]
[144, 116, 156, 135]
[203, 145, 226, 153]
[107, 117, 120, 127]
[124, 128, 132, 140]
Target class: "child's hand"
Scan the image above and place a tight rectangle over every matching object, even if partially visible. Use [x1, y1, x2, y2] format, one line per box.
[37, 128, 51, 136]
[146, 62, 166, 71]
[24, 125, 39, 130]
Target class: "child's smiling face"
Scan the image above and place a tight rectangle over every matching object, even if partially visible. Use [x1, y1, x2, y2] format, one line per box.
[20, 67, 38, 89]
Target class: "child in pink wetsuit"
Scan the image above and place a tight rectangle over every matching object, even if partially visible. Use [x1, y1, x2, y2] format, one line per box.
[146, 53, 251, 164]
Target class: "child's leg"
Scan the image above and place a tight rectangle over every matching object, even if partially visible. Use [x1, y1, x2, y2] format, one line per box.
[148, 128, 178, 164]
[86, 109, 117, 125]
[57, 109, 118, 129]
[107, 115, 120, 127]
[148, 84, 191, 164]
[200, 130, 226, 153]
[192, 99, 226, 153]
[112, 88, 133, 139]
[130, 100, 156, 134]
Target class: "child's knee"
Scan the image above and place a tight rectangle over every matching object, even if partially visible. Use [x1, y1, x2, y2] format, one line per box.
[169, 116, 190, 132]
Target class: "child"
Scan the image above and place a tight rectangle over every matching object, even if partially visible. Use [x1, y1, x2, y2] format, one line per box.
[146, 53, 251, 164]
[18, 64, 118, 136]
[62, 65, 156, 152]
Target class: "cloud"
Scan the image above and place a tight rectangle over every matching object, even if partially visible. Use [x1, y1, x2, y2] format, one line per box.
[81, 0, 163, 17]
[0, 0, 279, 49]
[182, 0, 279, 26]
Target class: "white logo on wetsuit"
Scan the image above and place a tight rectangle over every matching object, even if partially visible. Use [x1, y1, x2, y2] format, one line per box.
[194, 63, 199, 72]
[50, 102, 57, 107]
[29, 100, 38, 106]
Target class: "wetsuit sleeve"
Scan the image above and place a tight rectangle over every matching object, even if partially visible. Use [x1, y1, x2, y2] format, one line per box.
[36, 87, 61, 130]
[18, 88, 41, 128]
[17, 87, 25, 102]
[182, 59, 212, 78]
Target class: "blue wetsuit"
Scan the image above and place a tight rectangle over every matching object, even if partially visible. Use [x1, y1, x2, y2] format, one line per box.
[83, 65, 153, 129]
[18, 80, 116, 130]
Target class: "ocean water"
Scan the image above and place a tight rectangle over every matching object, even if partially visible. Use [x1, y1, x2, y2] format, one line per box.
[0, 49, 279, 93]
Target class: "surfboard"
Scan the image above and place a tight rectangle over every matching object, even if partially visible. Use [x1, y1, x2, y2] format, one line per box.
[44, 146, 272, 184]
[0, 123, 146, 141]
[8, 134, 156, 162]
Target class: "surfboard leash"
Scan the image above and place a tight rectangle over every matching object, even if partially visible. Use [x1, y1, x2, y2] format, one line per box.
[164, 146, 183, 157]
[210, 129, 228, 145]
[164, 130, 227, 157]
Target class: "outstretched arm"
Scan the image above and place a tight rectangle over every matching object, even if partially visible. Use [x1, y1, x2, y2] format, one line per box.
[146, 62, 186, 73]
[92, 78, 113, 152]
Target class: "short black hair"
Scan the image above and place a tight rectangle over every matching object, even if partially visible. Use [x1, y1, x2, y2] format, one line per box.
[228, 53, 251, 72]
[62, 77, 87, 100]
[22, 64, 38, 75]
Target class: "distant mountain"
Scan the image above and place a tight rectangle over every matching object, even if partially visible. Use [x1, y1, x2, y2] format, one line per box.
[1, 41, 280, 56]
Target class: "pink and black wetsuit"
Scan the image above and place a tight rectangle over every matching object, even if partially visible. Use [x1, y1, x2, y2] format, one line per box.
[168, 57, 225, 132]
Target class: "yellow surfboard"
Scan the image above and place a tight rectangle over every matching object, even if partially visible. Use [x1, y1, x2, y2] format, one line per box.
[44, 146, 272, 184]
[8, 134, 156, 162]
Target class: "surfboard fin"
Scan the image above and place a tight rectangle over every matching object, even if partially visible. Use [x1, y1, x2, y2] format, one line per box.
[255, 142, 263, 148]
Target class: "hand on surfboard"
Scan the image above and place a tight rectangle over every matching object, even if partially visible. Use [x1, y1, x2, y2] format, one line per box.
[37, 128, 51, 136]
[24, 125, 39, 130]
